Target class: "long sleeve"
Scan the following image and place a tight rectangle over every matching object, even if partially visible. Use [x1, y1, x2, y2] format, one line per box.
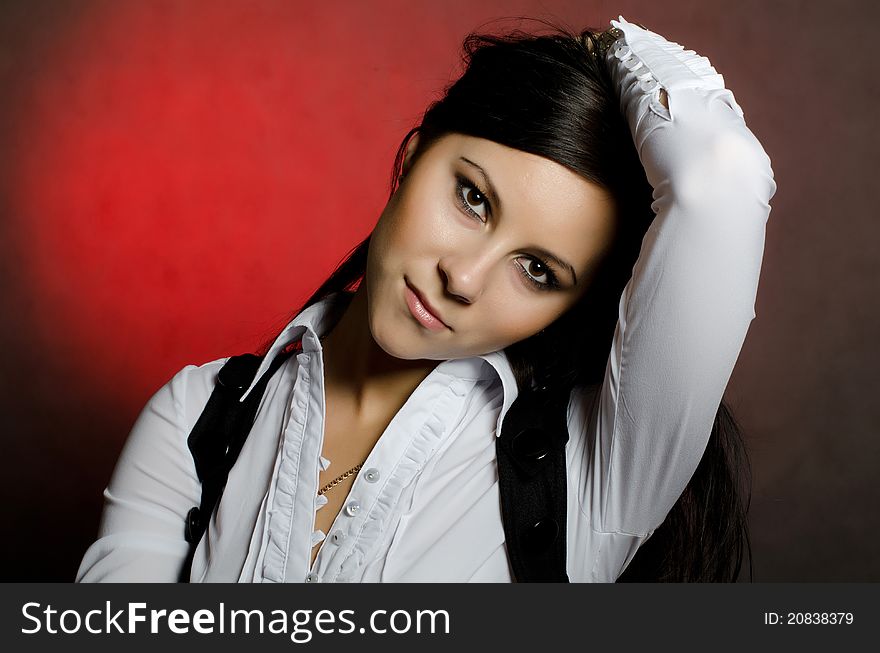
[569, 17, 777, 539]
[75, 363, 214, 582]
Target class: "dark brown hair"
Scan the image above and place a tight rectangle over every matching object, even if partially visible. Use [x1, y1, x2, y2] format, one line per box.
[260, 19, 752, 582]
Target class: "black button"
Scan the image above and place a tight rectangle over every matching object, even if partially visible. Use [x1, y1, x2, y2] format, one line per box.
[511, 427, 551, 463]
[185, 507, 202, 543]
[522, 517, 559, 554]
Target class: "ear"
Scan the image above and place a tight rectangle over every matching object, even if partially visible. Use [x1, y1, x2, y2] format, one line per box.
[401, 132, 421, 176]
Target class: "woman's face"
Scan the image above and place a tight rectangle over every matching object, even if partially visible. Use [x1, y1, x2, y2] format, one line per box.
[365, 132, 618, 361]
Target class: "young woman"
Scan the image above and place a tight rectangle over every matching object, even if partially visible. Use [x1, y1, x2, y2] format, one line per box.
[76, 16, 776, 583]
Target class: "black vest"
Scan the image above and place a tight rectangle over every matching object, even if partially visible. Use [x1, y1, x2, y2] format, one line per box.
[180, 348, 570, 582]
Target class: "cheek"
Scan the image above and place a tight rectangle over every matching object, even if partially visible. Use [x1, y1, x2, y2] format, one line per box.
[475, 295, 566, 348]
[372, 207, 415, 262]
[385, 183, 463, 254]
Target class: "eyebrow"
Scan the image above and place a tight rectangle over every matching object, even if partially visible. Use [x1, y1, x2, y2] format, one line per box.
[459, 156, 579, 286]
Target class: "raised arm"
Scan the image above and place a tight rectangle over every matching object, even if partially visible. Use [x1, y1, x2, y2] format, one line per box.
[567, 17, 777, 538]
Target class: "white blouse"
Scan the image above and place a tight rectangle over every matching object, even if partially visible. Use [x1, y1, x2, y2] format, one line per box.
[76, 16, 777, 583]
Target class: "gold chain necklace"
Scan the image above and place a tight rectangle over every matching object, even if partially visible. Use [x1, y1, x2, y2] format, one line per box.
[317, 462, 365, 496]
[314, 333, 367, 496]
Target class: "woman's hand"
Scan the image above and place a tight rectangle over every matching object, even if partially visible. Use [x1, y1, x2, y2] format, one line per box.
[593, 24, 668, 109]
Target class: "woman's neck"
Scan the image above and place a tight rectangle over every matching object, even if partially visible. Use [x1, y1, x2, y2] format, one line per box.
[320, 284, 438, 426]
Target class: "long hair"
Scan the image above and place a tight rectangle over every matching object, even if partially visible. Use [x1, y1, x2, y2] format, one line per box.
[259, 19, 752, 582]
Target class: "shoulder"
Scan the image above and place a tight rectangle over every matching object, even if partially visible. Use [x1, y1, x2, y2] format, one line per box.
[156, 356, 230, 433]
[98, 356, 233, 518]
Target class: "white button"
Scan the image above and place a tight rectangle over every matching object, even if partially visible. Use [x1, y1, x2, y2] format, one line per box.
[363, 468, 380, 483]
[635, 67, 654, 81]
[622, 56, 642, 71]
[331, 530, 346, 544]
[640, 78, 659, 93]
[614, 44, 631, 60]
[345, 500, 361, 517]
[305, 572, 319, 583]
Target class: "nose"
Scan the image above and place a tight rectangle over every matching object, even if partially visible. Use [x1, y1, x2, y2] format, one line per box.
[438, 247, 494, 304]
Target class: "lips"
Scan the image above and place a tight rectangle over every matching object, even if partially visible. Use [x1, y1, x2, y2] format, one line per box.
[405, 279, 450, 331]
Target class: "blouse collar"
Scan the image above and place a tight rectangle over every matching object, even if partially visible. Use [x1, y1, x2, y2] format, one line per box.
[239, 292, 520, 436]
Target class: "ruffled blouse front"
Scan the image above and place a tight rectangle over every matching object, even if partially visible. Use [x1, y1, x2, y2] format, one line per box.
[242, 327, 502, 583]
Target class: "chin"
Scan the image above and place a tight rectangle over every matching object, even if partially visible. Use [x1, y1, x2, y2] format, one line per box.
[369, 320, 454, 362]
[373, 334, 416, 360]
[367, 311, 415, 360]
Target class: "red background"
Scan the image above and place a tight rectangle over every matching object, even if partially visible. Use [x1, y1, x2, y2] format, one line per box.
[1, 0, 877, 581]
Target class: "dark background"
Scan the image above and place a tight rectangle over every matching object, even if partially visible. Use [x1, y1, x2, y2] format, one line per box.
[1, 0, 877, 581]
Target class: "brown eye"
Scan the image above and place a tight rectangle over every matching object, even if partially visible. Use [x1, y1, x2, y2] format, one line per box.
[525, 260, 549, 284]
[466, 187, 484, 207]
[517, 257, 554, 289]
[455, 176, 489, 222]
